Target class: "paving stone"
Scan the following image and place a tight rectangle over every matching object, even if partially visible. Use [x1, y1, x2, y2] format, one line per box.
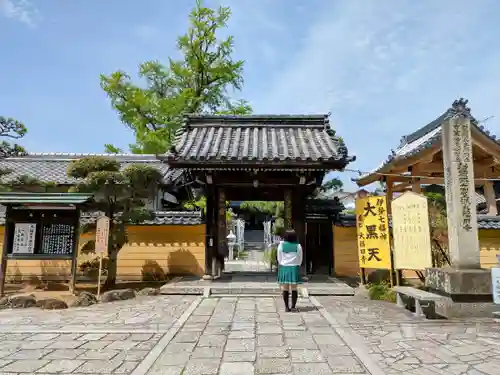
[5, 349, 53, 360]
[146, 366, 185, 375]
[290, 349, 324, 362]
[44, 349, 86, 359]
[80, 341, 114, 350]
[106, 340, 138, 350]
[257, 346, 289, 358]
[47, 340, 85, 349]
[223, 351, 257, 362]
[257, 334, 284, 346]
[182, 358, 220, 374]
[27, 334, 60, 341]
[114, 361, 139, 373]
[75, 359, 123, 373]
[1, 360, 49, 373]
[225, 338, 255, 352]
[256, 358, 292, 374]
[36, 359, 84, 373]
[228, 330, 254, 339]
[326, 355, 366, 373]
[197, 334, 227, 347]
[285, 337, 318, 350]
[292, 362, 337, 374]
[191, 346, 223, 358]
[78, 333, 107, 341]
[77, 350, 120, 360]
[219, 361, 254, 375]
[153, 352, 191, 366]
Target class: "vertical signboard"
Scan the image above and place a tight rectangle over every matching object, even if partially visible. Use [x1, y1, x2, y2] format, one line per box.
[392, 192, 433, 270]
[95, 216, 110, 296]
[356, 196, 391, 269]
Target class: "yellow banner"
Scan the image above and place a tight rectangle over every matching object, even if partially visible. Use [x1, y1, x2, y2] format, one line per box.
[356, 196, 392, 269]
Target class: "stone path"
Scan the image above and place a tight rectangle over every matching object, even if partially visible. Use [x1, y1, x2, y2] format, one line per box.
[317, 296, 500, 375]
[0, 294, 498, 374]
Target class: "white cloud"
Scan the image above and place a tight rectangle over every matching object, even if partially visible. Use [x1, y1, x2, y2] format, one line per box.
[219, 0, 500, 189]
[0, 0, 39, 27]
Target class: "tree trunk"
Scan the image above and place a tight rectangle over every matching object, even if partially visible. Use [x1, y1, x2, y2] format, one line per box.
[104, 248, 118, 289]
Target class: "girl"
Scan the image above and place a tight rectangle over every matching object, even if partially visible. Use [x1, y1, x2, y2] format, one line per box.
[276, 229, 303, 312]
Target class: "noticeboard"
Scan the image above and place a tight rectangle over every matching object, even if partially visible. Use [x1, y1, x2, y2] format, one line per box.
[391, 191, 433, 270]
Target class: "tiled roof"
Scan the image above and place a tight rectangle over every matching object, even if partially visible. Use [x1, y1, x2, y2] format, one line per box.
[0, 210, 203, 226]
[167, 115, 354, 168]
[0, 153, 178, 185]
[336, 213, 500, 230]
[355, 99, 500, 185]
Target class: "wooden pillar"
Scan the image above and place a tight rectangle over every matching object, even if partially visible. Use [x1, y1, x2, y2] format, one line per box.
[216, 187, 227, 277]
[0, 206, 11, 297]
[203, 185, 215, 278]
[284, 189, 292, 229]
[69, 209, 80, 294]
[292, 188, 307, 275]
[385, 177, 394, 214]
[484, 180, 498, 216]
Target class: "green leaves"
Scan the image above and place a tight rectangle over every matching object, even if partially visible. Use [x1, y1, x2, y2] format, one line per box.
[100, 0, 251, 154]
[320, 178, 343, 192]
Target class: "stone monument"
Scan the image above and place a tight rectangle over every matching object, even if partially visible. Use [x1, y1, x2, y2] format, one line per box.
[425, 98, 494, 318]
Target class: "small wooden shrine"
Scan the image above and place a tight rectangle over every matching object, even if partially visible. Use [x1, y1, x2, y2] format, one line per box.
[0, 192, 94, 295]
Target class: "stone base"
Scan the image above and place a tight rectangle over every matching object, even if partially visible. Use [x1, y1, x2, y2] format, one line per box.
[425, 267, 492, 299]
[425, 267, 494, 318]
[202, 274, 213, 281]
[434, 296, 496, 318]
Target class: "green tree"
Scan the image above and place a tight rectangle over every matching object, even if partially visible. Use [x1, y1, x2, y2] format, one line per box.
[0, 116, 27, 159]
[67, 156, 162, 288]
[320, 177, 343, 192]
[101, 0, 251, 154]
[239, 201, 283, 217]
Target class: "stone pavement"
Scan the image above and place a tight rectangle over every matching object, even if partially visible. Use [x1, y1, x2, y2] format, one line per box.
[160, 274, 355, 296]
[0, 294, 498, 374]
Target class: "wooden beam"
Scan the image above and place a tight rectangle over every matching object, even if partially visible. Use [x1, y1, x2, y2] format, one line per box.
[386, 177, 394, 215]
[0, 207, 10, 297]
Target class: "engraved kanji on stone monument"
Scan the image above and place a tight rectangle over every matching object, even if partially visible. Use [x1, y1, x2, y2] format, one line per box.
[442, 98, 480, 268]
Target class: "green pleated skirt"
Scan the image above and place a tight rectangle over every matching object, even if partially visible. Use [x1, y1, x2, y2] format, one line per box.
[277, 265, 302, 284]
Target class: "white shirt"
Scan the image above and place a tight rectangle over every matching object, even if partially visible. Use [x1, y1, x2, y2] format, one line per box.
[277, 241, 303, 267]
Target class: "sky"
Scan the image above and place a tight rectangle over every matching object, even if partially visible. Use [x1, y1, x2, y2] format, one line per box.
[1, 0, 500, 191]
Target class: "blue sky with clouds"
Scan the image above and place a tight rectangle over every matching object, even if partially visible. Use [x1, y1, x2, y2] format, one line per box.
[1, 0, 500, 191]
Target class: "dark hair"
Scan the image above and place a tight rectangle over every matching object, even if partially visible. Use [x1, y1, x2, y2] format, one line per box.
[283, 229, 298, 243]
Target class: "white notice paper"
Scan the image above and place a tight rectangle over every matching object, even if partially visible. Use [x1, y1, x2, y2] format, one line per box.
[12, 223, 37, 254]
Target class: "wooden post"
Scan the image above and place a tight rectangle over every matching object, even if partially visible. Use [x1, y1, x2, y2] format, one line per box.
[484, 180, 498, 216]
[292, 188, 306, 275]
[204, 185, 215, 278]
[68, 209, 80, 294]
[284, 189, 292, 230]
[385, 178, 397, 287]
[216, 187, 227, 277]
[0, 207, 11, 297]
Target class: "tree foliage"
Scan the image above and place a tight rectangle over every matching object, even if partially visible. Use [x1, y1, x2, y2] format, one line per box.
[424, 191, 450, 267]
[0, 116, 27, 159]
[101, 0, 251, 154]
[239, 201, 283, 217]
[320, 177, 343, 192]
[67, 156, 162, 287]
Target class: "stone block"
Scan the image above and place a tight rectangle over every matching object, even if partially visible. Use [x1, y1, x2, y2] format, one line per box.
[434, 296, 497, 318]
[425, 268, 492, 297]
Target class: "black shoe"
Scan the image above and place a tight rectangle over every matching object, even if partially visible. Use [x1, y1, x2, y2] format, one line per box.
[282, 290, 290, 311]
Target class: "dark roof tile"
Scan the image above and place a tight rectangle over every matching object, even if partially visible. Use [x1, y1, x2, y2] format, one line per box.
[336, 213, 500, 230]
[167, 115, 354, 166]
[0, 153, 175, 184]
[0, 209, 203, 226]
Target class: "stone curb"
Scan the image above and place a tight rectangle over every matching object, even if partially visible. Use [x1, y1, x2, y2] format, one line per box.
[310, 296, 386, 375]
[130, 296, 202, 375]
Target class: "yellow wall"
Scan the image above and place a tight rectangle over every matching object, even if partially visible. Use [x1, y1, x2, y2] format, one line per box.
[333, 225, 500, 278]
[0, 225, 205, 283]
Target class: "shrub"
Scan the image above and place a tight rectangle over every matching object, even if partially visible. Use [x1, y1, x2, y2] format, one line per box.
[367, 281, 396, 302]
